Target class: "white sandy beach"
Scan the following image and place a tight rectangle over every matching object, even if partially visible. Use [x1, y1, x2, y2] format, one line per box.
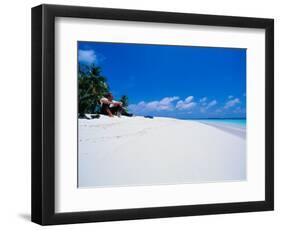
[78, 115, 246, 188]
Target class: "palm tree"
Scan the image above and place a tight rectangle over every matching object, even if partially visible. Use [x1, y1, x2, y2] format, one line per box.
[120, 95, 129, 109]
[78, 64, 109, 115]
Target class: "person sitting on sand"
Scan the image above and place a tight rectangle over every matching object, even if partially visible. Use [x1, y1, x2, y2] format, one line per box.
[100, 93, 133, 117]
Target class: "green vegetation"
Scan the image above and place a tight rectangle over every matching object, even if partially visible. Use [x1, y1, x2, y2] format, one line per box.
[78, 64, 129, 115]
[119, 95, 129, 109]
[78, 64, 109, 115]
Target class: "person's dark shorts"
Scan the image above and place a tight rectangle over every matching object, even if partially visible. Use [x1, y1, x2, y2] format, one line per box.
[100, 103, 120, 115]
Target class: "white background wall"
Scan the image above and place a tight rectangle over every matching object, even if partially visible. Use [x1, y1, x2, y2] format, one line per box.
[0, 0, 279, 229]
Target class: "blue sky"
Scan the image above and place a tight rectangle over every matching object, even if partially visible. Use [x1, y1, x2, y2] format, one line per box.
[78, 41, 246, 119]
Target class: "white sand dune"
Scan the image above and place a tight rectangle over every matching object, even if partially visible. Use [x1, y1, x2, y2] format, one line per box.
[78, 115, 246, 188]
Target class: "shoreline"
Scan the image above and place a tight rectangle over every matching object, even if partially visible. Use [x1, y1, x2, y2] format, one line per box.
[199, 121, 246, 139]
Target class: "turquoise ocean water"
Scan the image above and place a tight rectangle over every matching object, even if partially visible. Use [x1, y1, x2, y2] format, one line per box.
[195, 119, 246, 128]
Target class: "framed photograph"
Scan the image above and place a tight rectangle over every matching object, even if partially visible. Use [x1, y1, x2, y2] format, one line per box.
[31, 4, 274, 225]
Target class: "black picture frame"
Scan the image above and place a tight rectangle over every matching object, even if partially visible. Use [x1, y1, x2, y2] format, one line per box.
[31, 4, 274, 225]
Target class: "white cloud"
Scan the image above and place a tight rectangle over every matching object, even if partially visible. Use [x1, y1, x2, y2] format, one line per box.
[176, 101, 197, 110]
[206, 100, 217, 109]
[78, 49, 97, 64]
[228, 95, 234, 99]
[129, 96, 179, 113]
[199, 97, 207, 103]
[200, 107, 206, 113]
[224, 98, 240, 109]
[184, 96, 194, 104]
[233, 106, 242, 113]
[176, 96, 197, 110]
[160, 96, 179, 105]
[199, 98, 217, 113]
